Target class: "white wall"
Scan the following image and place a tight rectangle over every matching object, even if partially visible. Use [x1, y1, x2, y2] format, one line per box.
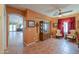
[2, 5, 6, 50]
[0, 4, 6, 53]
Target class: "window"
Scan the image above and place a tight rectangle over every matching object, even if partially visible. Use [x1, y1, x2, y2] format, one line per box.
[9, 24, 13, 31]
[9, 24, 16, 31]
[63, 22, 68, 34]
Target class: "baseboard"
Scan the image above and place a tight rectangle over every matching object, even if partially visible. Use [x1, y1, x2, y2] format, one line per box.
[24, 40, 38, 46]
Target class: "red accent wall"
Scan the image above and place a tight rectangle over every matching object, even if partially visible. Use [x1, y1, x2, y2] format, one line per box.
[58, 17, 75, 36]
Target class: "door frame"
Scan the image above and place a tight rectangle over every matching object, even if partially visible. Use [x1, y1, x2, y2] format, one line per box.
[6, 13, 25, 48]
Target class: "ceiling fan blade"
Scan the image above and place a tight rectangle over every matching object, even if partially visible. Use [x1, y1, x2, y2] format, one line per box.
[61, 10, 73, 14]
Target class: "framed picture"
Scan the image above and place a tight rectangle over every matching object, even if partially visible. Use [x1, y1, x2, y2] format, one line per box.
[28, 20, 35, 27]
[53, 23, 57, 28]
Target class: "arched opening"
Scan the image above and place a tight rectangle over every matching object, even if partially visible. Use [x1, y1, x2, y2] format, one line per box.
[8, 14, 24, 51]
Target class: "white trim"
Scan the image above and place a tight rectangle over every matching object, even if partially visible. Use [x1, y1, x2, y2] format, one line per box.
[2, 5, 7, 50]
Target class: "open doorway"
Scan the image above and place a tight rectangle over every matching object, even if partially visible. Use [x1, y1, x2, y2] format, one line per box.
[8, 14, 24, 49]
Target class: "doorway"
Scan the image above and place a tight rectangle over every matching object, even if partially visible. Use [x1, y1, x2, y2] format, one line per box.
[8, 14, 24, 50]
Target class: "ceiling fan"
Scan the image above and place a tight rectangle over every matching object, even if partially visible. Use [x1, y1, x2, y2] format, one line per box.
[45, 8, 73, 16]
[53, 8, 73, 16]
[58, 8, 73, 15]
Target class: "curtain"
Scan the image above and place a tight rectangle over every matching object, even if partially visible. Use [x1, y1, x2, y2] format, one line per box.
[58, 17, 75, 37]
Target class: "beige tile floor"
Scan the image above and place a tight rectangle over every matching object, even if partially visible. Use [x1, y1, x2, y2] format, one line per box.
[4, 32, 79, 54]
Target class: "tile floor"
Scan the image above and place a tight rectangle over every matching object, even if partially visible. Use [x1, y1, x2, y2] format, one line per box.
[4, 32, 79, 54]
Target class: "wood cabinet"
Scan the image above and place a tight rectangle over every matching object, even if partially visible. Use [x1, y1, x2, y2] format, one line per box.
[39, 21, 50, 41]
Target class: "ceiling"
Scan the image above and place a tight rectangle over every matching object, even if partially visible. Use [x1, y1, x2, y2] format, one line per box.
[8, 4, 79, 17]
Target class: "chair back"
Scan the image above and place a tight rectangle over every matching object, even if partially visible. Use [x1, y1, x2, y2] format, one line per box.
[70, 30, 76, 34]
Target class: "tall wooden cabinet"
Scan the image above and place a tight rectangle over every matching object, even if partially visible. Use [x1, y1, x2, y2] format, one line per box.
[39, 21, 50, 41]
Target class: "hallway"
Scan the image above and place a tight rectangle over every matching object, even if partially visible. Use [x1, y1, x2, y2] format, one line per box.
[9, 32, 23, 48]
[6, 32, 23, 53]
[5, 32, 79, 54]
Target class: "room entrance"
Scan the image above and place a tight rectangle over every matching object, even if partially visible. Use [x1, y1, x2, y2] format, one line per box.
[8, 14, 24, 50]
